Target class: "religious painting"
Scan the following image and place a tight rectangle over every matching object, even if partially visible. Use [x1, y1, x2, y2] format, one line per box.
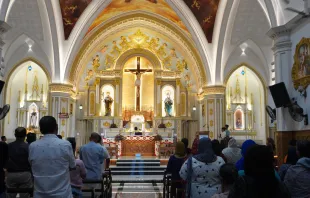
[183, 0, 221, 43]
[292, 38, 310, 90]
[87, 0, 188, 35]
[59, 0, 92, 39]
[234, 108, 244, 130]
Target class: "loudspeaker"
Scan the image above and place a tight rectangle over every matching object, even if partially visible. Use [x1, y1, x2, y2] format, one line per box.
[269, 82, 291, 108]
[0, 81, 4, 95]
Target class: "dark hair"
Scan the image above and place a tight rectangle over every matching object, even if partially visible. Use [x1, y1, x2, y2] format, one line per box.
[15, 127, 27, 138]
[289, 139, 297, 146]
[225, 124, 229, 128]
[220, 163, 238, 185]
[134, 127, 138, 131]
[57, 135, 62, 139]
[39, 116, 58, 135]
[267, 137, 276, 151]
[297, 140, 310, 158]
[26, 133, 36, 144]
[212, 139, 222, 156]
[286, 147, 298, 165]
[244, 145, 278, 197]
[181, 138, 189, 148]
[1, 136, 6, 141]
[67, 137, 76, 154]
[90, 132, 101, 143]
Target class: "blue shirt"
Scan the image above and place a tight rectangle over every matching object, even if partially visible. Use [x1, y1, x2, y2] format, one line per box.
[225, 130, 230, 137]
[29, 134, 76, 198]
[80, 141, 104, 180]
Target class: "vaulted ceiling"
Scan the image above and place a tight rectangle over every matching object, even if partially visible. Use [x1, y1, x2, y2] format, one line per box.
[0, 0, 305, 88]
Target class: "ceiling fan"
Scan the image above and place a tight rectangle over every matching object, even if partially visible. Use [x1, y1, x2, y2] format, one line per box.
[283, 0, 310, 18]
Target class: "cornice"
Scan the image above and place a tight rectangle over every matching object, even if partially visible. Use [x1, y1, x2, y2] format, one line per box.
[198, 86, 226, 99]
[49, 83, 74, 95]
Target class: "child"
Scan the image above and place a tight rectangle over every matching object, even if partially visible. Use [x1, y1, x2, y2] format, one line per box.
[67, 138, 87, 198]
[212, 163, 238, 198]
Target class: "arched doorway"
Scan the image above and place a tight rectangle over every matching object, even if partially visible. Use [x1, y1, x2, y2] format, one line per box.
[3, 59, 50, 140]
[225, 65, 267, 144]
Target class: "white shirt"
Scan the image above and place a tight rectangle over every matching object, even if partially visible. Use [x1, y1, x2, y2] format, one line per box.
[29, 134, 76, 198]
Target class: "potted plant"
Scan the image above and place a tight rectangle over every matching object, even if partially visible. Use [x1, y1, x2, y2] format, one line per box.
[114, 134, 125, 142]
[154, 134, 163, 141]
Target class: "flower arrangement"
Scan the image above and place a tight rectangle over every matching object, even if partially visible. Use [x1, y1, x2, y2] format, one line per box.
[114, 134, 125, 142]
[153, 134, 163, 141]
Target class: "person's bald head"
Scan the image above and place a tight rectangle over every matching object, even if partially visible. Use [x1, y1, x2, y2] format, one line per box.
[89, 132, 101, 143]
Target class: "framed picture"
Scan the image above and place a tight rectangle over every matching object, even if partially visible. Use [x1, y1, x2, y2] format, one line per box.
[292, 37, 310, 89]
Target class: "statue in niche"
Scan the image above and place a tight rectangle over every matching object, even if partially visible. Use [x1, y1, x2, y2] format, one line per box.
[164, 91, 173, 117]
[92, 55, 100, 70]
[30, 108, 38, 128]
[104, 92, 114, 116]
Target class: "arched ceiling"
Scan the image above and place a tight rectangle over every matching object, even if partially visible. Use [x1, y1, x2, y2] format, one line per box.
[0, 0, 306, 87]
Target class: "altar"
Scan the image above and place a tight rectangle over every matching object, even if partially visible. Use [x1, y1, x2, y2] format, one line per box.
[103, 135, 174, 157]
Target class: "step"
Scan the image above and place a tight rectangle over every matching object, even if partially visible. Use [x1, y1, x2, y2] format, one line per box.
[116, 162, 161, 167]
[112, 175, 164, 182]
[117, 159, 160, 163]
[112, 170, 165, 175]
[111, 166, 166, 171]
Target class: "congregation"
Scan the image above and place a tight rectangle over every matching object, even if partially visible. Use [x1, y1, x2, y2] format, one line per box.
[0, 116, 310, 198]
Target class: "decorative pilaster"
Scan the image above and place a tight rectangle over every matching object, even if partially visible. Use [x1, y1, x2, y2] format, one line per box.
[49, 83, 75, 138]
[0, 21, 10, 81]
[156, 79, 162, 117]
[176, 78, 181, 116]
[201, 86, 226, 139]
[115, 79, 120, 117]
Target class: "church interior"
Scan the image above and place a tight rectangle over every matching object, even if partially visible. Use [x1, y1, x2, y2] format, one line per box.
[0, 0, 310, 197]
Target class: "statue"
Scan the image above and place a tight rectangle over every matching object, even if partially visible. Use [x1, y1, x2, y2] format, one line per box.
[30, 108, 38, 128]
[104, 92, 114, 116]
[164, 92, 173, 117]
[92, 55, 100, 70]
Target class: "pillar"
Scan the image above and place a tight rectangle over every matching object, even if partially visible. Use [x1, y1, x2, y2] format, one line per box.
[267, 26, 293, 164]
[49, 83, 75, 138]
[202, 86, 226, 139]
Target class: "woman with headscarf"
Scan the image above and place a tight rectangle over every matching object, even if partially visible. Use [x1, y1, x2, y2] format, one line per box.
[235, 139, 256, 171]
[180, 137, 225, 198]
[222, 138, 242, 164]
[278, 146, 298, 181]
[228, 145, 290, 198]
[166, 141, 187, 198]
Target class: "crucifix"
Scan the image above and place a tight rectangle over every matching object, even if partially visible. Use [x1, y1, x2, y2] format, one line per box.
[125, 57, 152, 111]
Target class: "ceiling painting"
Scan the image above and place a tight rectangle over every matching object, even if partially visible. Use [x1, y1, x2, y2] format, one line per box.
[87, 0, 188, 34]
[80, 28, 196, 92]
[183, 0, 220, 43]
[59, 0, 92, 39]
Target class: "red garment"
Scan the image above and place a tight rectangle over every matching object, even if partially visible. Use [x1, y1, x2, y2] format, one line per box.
[191, 138, 199, 155]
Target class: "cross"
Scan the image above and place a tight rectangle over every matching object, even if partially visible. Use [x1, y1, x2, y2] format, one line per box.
[125, 57, 152, 111]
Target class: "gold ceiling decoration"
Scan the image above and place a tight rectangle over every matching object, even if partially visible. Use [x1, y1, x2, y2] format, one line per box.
[69, 13, 207, 89]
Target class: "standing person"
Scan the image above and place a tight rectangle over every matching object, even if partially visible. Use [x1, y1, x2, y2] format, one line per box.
[180, 137, 225, 198]
[284, 140, 310, 198]
[6, 127, 32, 198]
[222, 138, 242, 164]
[191, 132, 199, 155]
[29, 116, 76, 198]
[235, 139, 256, 171]
[0, 140, 8, 198]
[166, 141, 187, 198]
[67, 138, 86, 198]
[224, 125, 230, 138]
[181, 138, 192, 155]
[212, 164, 238, 198]
[96, 137, 110, 172]
[80, 133, 105, 180]
[1, 136, 6, 143]
[228, 145, 290, 198]
[26, 133, 36, 145]
[278, 146, 298, 181]
[267, 138, 276, 153]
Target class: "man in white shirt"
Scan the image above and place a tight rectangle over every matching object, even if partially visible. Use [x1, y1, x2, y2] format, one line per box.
[29, 116, 76, 198]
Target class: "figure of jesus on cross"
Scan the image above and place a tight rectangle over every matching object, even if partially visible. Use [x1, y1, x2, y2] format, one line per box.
[125, 57, 152, 111]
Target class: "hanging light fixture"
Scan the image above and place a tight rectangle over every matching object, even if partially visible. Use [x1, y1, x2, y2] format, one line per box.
[193, 106, 197, 111]
[79, 104, 83, 110]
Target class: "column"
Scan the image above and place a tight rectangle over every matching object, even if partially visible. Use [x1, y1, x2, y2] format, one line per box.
[115, 79, 120, 117]
[49, 83, 74, 138]
[202, 86, 225, 139]
[156, 78, 162, 117]
[176, 78, 181, 117]
[267, 26, 293, 164]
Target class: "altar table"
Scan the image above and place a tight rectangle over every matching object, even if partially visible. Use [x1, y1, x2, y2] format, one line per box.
[103, 136, 174, 157]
